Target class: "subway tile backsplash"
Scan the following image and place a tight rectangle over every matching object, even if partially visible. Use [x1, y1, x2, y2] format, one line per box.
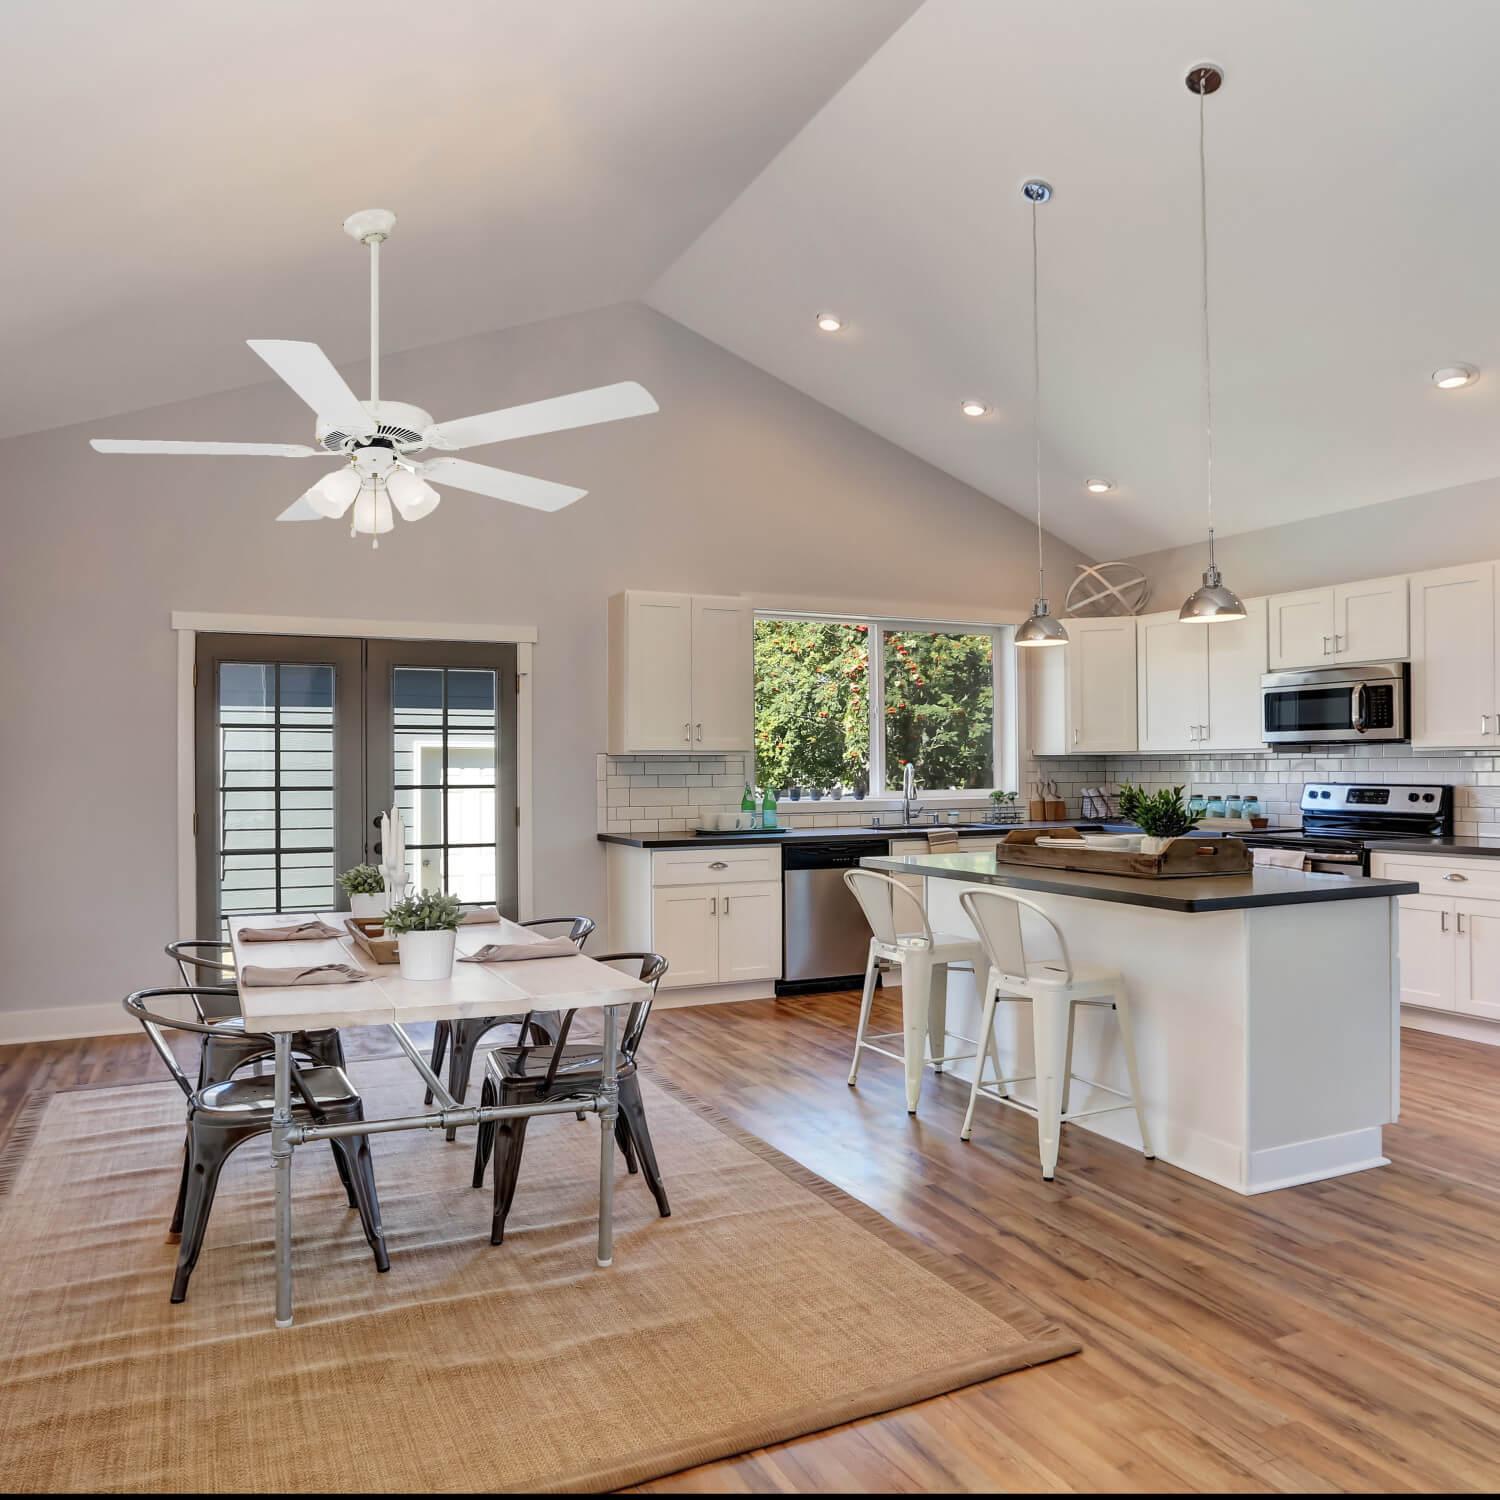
[1039, 743, 1500, 837]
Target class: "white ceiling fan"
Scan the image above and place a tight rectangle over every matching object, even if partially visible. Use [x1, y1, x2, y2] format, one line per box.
[89, 209, 659, 544]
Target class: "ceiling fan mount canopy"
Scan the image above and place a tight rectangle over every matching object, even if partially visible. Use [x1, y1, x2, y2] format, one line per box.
[87, 209, 660, 544]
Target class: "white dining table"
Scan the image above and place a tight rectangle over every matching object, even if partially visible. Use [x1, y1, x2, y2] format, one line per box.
[229, 911, 648, 1328]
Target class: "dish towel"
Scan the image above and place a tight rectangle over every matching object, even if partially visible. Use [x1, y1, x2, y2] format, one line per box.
[459, 939, 579, 963]
[926, 830, 962, 852]
[458, 906, 502, 925]
[1252, 848, 1309, 871]
[240, 963, 369, 987]
[236, 919, 344, 942]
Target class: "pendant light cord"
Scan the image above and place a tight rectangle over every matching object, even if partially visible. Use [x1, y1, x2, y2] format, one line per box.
[1031, 194, 1045, 598]
[1197, 78, 1216, 572]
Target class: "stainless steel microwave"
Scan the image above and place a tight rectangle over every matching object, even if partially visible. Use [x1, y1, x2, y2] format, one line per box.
[1261, 662, 1409, 744]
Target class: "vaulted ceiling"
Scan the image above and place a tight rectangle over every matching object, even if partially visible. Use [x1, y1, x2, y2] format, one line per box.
[9, 0, 1500, 558]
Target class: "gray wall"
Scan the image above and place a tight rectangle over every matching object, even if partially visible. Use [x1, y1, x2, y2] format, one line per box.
[1125, 473, 1500, 604]
[0, 301, 1088, 1031]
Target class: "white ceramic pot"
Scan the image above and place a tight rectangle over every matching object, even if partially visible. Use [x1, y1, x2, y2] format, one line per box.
[1139, 835, 1174, 856]
[398, 927, 457, 981]
[349, 891, 388, 919]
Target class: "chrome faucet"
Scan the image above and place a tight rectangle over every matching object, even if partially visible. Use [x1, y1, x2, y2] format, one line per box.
[902, 762, 924, 825]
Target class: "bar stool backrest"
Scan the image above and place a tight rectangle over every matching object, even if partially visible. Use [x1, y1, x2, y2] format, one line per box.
[958, 887, 1074, 986]
[165, 940, 240, 1021]
[843, 869, 933, 948]
[521, 914, 596, 948]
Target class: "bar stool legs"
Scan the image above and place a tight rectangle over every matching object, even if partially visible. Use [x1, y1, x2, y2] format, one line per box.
[847, 944, 879, 1087]
[1031, 989, 1073, 1182]
[900, 949, 933, 1114]
[1112, 984, 1154, 1161]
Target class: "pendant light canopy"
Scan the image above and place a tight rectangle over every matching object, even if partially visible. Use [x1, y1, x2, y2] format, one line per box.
[1178, 64, 1246, 625]
[1014, 179, 1069, 649]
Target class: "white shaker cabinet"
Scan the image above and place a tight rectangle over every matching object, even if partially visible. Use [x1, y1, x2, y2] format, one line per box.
[1135, 597, 1266, 753]
[1409, 563, 1495, 748]
[1267, 577, 1407, 669]
[608, 590, 753, 754]
[1394, 894, 1456, 1012]
[1203, 596, 1269, 750]
[1065, 617, 1138, 752]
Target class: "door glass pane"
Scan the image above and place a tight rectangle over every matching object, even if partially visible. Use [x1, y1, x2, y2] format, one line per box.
[388, 665, 498, 903]
[215, 659, 337, 935]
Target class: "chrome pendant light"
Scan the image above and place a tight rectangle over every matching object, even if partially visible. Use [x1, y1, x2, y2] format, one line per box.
[1179, 64, 1246, 625]
[1014, 179, 1069, 648]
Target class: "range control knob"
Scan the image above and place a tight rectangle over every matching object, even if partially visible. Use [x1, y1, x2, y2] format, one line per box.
[1424, 792, 1436, 802]
[1408, 792, 1421, 802]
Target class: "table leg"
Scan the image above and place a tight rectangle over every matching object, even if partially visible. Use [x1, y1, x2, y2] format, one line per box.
[900, 950, 933, 1115]
[271, 1030, 295, 1327]
[597, 1004, 619, 1268]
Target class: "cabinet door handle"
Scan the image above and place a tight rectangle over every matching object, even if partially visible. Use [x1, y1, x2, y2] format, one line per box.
[696, 722, 704, 741]
[1187, 724, 1198, 742]
[723, 895, 731, 916]
[1444, 872, 1468, 882]
[1334, 634, 1344, 653]
[1072, 728, 1079, 746]
[1441, 910, 1449, 932]
[1323, 635, 1334, 655]
[709, 896, 716, 916]
[709, 860, 729, 870]
[684, 721, 691, 742]
[1458, 912, 1466, 934]
[1483, 715, 1491, 736]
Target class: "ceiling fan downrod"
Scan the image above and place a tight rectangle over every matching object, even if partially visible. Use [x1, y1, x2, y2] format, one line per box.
[342, 209, 396, 408]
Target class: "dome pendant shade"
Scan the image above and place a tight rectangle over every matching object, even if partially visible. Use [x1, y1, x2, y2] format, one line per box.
[1179, 562, 1246, 623]
[1015, 597, 1070, 647]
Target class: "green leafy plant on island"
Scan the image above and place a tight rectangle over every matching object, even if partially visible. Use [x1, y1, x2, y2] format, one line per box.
[336, 864, 385, 896]
[382, 891, 463, 934]
[1117, 784, 1199, 840]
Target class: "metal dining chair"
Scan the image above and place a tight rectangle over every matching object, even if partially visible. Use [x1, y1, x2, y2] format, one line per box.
[124, 987, 390, 1303]
[165, 938, 346, 1088]
[425, 914, 596, 1140]
[471, 951, 670, 1245]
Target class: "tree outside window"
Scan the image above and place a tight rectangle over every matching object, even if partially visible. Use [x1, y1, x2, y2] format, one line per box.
[883, 630, 994, 790]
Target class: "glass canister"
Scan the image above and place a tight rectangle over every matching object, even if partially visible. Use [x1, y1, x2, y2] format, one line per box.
[1240, 795, 1261, 823]
[1188, 794, 1208, 819]
[1206, 795, 1227, 818]
[1225, 794, 1243, 819]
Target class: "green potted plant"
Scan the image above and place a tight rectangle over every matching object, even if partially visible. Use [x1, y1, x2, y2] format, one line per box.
[988, 789, 1021, 825]
[1117, 783, 1199, 856]
[337, 863, 387, 919]
[383, 891, 464, 980]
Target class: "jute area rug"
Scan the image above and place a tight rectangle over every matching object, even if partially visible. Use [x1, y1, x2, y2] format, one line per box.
[0, 1056, 1078, 1492]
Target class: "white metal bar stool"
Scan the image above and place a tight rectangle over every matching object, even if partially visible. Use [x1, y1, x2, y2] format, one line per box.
[957, 886, 1154, 1180]
[844, 868, 986, 1114]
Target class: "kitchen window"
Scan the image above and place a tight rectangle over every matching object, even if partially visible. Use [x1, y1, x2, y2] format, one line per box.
[753, 614, 1013, 797]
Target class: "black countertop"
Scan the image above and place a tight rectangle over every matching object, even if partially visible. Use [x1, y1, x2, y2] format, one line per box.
[1364, 837, 1500, 859]
[859, 851, 1419, 913]
[597, 821, 1135, 850]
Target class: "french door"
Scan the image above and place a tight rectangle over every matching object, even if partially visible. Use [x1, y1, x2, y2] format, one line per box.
[195, 634, 518, 936]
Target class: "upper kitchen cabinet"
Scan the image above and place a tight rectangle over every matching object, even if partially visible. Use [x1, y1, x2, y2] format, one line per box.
[1267, 576, 1408, 669]
[1066, 617, 1138, 752]
[1410, 563, 1497, 748]
[607, 590, 753, 754]
[1136, 597, 1267, 753]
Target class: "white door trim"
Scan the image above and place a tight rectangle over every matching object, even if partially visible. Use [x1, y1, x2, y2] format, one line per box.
[175, 613, 536, 937]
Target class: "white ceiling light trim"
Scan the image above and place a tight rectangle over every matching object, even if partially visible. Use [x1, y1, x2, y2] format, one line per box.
[1178, 65, 1247, 626]
[960, 399, 989, 417]
[88, 210, 660, 545]
[1432, 364, 1479, 390]
[1085, 478, 1115, 494]
[815, 312, 844, 332]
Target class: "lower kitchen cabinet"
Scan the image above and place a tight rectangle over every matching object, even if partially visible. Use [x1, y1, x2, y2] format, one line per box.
[1396, 894, 1456, 1011]
[1456, 899, 1500, 1022]
[605, 842, 783, 999]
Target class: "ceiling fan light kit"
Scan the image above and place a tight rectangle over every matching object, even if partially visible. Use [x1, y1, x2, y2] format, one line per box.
[89, 210, 659, 545]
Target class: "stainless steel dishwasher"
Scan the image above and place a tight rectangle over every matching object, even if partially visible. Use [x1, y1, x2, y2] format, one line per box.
[779, 838, 888, 994]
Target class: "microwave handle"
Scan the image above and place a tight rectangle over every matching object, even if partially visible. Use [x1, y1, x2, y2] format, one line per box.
[1351, 682, 1366, 734]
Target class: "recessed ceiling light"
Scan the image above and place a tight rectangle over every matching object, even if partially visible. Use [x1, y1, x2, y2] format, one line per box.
[960, 400, 989, 417]
[815, 313, 843, 333]
[1433, 364, 1479, 389]
[1085, 478, 1115, 494]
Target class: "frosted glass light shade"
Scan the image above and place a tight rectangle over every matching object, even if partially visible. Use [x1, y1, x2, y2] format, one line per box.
[304, 466, 361, 518]
[386, 468, 441, 521]
[350, 485, 394, 535]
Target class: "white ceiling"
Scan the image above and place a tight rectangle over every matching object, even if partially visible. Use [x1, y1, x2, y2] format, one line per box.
[650, 0, 1500, 556]
[0, 0, 915, 439]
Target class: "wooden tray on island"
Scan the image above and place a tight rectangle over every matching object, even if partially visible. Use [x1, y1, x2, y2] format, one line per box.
[996, 827, 1252, 879]
[344, 916, 400, 964]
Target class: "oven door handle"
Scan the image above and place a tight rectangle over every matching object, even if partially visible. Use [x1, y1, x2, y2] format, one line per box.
[1351, 682, 1367, 735]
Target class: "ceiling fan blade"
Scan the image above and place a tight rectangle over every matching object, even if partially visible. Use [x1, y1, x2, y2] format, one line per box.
[424, 381, 658, 451]
[276, 495, 326, 522]
[420, 457, 587, 512]
[246, 340, 376, 437]
[90, 439, 323, 457]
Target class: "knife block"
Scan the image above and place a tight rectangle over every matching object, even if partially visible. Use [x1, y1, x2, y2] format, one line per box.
[1028, 797, 1047, 821]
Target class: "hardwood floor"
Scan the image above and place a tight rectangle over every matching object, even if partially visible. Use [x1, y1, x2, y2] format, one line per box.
[5, 992, 1500, 1492]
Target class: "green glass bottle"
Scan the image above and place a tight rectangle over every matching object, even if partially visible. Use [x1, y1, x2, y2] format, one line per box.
[761, 786, 778, 830]
[741, 783, 757, 829]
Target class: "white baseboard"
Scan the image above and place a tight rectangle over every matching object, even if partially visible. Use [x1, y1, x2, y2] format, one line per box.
[1244, 1127, 1389, 1194]
[1402, 1006, 1500, 1047]
[0, 1003, 136, 1046]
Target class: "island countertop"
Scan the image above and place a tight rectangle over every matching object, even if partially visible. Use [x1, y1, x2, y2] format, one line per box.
[859, 851, 1419, 913]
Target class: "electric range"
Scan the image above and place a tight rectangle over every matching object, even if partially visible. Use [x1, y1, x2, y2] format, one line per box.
[1239, 780, 1454, 874]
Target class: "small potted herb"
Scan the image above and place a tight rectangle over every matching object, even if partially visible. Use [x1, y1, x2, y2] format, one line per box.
[1117, 784, 1199, 856]
[383, 891, 464, 980]
[337, 864, 387, 919]
[988, 789, 1021, 825]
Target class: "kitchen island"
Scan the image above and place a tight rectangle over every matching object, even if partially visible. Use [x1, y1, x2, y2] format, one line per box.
[859, 851, 1420, 1195]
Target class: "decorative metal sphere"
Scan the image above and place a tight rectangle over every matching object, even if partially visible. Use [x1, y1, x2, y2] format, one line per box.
[1064, 561, 1152, 618]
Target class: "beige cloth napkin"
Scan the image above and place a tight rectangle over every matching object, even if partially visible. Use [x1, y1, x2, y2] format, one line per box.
[459, 938, 578, 963]
[1252, 847, 1308, 871]
[236, 919, 343, 942]
[240, 963, 368, 987]
[458, 906, 501, 925]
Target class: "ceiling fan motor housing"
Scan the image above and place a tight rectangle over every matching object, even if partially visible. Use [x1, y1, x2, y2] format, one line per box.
[316, 398, 433, 455]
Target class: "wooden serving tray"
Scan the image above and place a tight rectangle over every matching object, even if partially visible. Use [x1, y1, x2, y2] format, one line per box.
[344, 916, 399, 964]
[996, 827, 1252, 879]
